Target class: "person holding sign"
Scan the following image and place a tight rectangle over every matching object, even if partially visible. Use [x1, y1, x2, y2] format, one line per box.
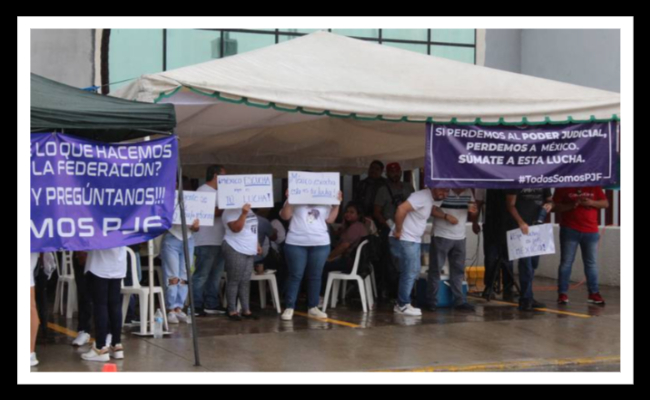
[192, 165, 228, 317]
[553, 187, 609, 305]
[280, 190, 343, 321]
[222, 204, 262, 321]
[161, 218, 200, 324]
[391, 188, 449, 316]
[505, 189, 553, 312]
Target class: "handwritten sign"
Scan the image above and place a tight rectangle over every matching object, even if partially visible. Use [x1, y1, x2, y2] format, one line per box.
[507, 223, 556, 261]
[217, 175, 274, 209]
[172, 191, 216, 226]
[288, 171, 340, 205]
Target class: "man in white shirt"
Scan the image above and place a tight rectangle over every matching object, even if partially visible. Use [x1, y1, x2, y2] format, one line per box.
[391, 188, 449, 316]
[427, 189, 478, 312]
[191, 165, 228, 316]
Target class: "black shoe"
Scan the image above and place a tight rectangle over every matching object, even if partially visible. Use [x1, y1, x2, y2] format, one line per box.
[227, 313, 242, 321]
[454, 303, 476, 312]
[241, 312, 259, 320]
[531, 299, 546, 309]
[503, 292, 516, 302]
[481, 290, 495, 300]
[194, 308, 207, 317]
[426, 305, 438, 312]
[518, 300, 534, 312]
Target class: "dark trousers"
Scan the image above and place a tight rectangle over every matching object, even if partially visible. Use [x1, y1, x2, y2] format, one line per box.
[87, 272, 122, 348]
[378, 227, 400, 298]
[483, 226, 514, 295]
[73, 261, 93, 333]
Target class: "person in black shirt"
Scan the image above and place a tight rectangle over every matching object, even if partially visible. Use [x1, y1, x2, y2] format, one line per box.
[505, 188, 553, 311]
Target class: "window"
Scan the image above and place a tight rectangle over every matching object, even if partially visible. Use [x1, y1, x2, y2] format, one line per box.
[103, 29, 479, 92]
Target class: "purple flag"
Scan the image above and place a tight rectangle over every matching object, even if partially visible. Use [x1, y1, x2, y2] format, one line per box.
[30, 133, 178, 252]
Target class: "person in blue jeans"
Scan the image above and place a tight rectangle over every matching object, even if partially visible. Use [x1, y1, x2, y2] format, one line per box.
[162, 219, 199, 324]
[505, 188, 553, 311]
[280, 190, 342, 321]
[391, 188, 449, 316]
[192, 165, 227, 316]
[553, 187, 609, 305]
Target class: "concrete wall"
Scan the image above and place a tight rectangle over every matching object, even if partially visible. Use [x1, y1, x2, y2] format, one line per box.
[463, 224, 620, 287]
[521, 29, 620, 93]
[485, 29, 522, 73]
[30, 29, 94, 88]
[486, 29, 620, 93]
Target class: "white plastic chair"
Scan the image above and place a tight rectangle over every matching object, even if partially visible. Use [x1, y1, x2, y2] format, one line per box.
[53, 251, 77, 318]
[221, 272, 277, 313]
[250, 269, 281, 314]
[121, 247, 168, 335]
[341, 243, 378, 304]
[323, 240, 374, 313]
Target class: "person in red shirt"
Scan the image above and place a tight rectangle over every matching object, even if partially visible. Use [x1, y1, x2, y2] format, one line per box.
[553, 187, 609, 305]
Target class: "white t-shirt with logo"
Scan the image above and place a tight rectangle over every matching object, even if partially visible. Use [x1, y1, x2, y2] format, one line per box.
[85, 246, 127, 279]
[193, 184, 225, 247]
[285, 204, 332, 247]
[433, 189, 475, 241]
[390, 189, 442, 243]
[222, 209, 259, 256]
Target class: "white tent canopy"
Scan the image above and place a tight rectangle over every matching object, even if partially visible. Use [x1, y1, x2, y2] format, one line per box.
[114, 31, 620, 175]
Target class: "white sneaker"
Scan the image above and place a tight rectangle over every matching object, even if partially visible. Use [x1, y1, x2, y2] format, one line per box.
[168, 312, 179, 324]
[72, 331, 91, 347]
[394, 304, 422, 316]
[109, 343, 124, 360]
[81, 345, 110, 362]
[176, 310, 190, 323]
[30, 352, 39, 367]
[308, 307, 328, 319]
[281, 308, 294, 321]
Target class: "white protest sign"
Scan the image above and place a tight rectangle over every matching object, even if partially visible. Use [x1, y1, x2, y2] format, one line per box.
[172, 191, 216, 226]
[217, 175, 274, 209]
[288, 171, 340, 205]
[507, 223, 556, 261]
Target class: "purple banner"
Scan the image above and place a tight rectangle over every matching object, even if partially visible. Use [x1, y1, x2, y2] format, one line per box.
[30, 133, 178, 252]
[425, 122, 620, 189]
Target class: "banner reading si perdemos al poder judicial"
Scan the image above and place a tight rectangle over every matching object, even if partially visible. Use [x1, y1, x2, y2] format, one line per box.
[217, 175, 274, 209]
[425, 122, 620, 189]
[31, 133, 177, 252]
[288, 171, 340, 205]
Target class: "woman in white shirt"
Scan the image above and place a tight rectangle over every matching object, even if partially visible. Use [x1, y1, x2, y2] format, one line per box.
[81, 246, 127, 362]
[280, 191, 342, 321]
[222, 204, 262, 321]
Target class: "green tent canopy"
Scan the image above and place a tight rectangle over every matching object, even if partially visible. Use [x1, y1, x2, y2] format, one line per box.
[31, 73, 176, 142]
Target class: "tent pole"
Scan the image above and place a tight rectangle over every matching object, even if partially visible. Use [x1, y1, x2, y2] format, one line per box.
[143, 135, 165, 337]
[134, 128, 175, 136]
[176, 134, 202, 367]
